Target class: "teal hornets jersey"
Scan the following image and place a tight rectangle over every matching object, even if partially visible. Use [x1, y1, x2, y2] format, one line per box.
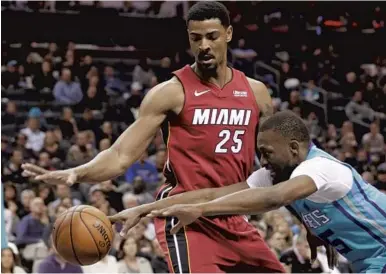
[291, 146, 386, 273]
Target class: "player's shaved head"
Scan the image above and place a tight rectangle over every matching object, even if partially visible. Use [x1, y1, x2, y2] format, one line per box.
[260, 111, 310, 144]
[187, 1, 230, 27]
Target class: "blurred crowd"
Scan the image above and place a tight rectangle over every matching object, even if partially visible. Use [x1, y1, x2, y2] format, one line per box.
[1, 1, 385, 274]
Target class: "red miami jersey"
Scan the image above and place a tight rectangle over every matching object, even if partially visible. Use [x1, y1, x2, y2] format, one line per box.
[159, 65, 260, 196]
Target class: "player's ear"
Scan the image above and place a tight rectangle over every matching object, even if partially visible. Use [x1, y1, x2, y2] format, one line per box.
[289, 140, 299, 156]
[226, 25, 233, 43]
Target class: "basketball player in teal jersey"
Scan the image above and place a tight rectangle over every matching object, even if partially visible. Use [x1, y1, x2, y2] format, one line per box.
[150, 111, 386, 273]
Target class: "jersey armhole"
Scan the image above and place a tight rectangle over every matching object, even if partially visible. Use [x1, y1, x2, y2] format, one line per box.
[241, 74, 261, 117]
[169, 75, 187, 119]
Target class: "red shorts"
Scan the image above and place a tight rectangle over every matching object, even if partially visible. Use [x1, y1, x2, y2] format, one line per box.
[154, 214, 285, 273]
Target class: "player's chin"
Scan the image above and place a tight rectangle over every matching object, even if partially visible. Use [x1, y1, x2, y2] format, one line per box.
[197, 61, 217, 72]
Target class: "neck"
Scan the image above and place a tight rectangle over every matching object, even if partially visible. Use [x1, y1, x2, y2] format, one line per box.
[193, 61, 229, 88]
[31, 212, 41, 219]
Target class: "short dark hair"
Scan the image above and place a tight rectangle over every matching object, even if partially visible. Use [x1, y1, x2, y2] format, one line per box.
[187, 1, 230, 27]
[260, 111, 310, 143]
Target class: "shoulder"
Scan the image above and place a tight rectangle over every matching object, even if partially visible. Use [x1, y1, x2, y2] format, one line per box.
[140, 77, 184, 114]
[290, 157, 353, 202]
[291, 157, 352, 181]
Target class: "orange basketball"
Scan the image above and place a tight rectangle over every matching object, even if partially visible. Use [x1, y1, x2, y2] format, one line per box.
[52, 205, 114, 266]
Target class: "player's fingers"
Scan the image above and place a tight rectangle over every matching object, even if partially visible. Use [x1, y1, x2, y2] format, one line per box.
[107, 214, 122, 224]
[22, 170, 38, 177]
[22, 163, 47, 174]
[35, 173, 51, 181]
[170, 221, 183, 235]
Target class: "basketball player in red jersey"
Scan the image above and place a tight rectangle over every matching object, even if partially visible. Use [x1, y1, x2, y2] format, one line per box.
[22, 2, 285, 272]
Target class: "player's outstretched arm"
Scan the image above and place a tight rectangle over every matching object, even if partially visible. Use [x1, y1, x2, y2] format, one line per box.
[151, 175, 317, 234]
[109, 181, 249, 236]
[22, 80, 183, 185]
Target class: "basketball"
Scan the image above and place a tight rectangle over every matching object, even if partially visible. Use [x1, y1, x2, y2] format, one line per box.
[51, 205, 114, 266]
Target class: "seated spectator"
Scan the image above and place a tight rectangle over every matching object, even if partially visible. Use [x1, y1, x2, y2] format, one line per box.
[117, 236, 154, 273]
[58, 107, 78, 140]
[133, 58, 155, 88]
[2, 150, 24, 185]
[41, 131, 66, 163]
[281, 90, 303, 114]
[20, 117, 46, 153]
[267, 231, 287, 258]
[345, 91, 386, 124]
[232, 38, 257, 77]
[362, 171, 375, 185]
[88, 186, 117, 215]
[53, 68, 83, 105]
[44, 42, 62, 67]
[149, 239, 169, 273]
[33, 61, 56, 93]
[103, 66, 126, 94]
[122, 192, 139, 209]
[18, 190, 35, 219]
[2, 101, 18, 125]
[36, 232, 83, 273]
[374, 163, 386, 192]
[1, 247, 26, 274]
[15, 198, 48, 246]
[155, 57, 172, 82]
[132, 176, 155, 205]
[98, 121, 117, 144]
[48, 185, 81, 217]
[13, 133, 34, 161]
[99, 180, 124, 212]
[78, 86, 103, 111]
[99, 138, 112, 151]
[125, 152, 158, 185]
[2, 60, 20, 89]
[362, 122, 385, 155]
[79, 55, 94, 81]
[66, 131, 97, 168]
[154, 148, 166, 173]
[77, 109, 101, 134]
[280, 234, 323, 273]
[28, 107, 48, 131]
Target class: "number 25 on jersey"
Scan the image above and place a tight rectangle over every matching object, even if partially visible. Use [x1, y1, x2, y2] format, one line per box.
[215, 129, 245, 153]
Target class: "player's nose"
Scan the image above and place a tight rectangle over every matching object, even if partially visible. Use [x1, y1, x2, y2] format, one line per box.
[199, 38, 211, 52]
[260, 157, 268, 168]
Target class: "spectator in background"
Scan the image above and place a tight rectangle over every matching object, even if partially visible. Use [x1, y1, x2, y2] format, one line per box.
[117, 236, 154, 273]
[2, 101, 18, 126]
[125, 152, 158, 186]
[1, 248, 26, 274]
[48, 185, 81, 217]
[280, 234, 323, 273]
[2, 150, 24, 185]
[99, 180, 123, 212]
[304, 112, 322, 140]
[44, 42, 62, 67]
[132, 177, 155, 204]
[81, 254, 118, 273]
[98, 121, 117, 144]
[15, 198, 48, 246]
[37, 231, 83, 273]
[267, 231, 287, 258]
[33, 61, 56, 93]
[53, 68, 83, 105]
[2, 60, 20, 89]
[345, 91, 386, 124]
[362, 122, 385, 155]
[374, 163, 386, 192]
[103, 66, 126, 94]
[362, 171, 375, 185]
[155, 57, 172, 83]
[13, 133, 34, 161]
[66, 131, 97, 168]
[77, 109, 100, 134]
[41, 131, 66, 163]
[99, 138, 111, 151]
[18, 190, 35, 219]
[133, 58, 155, 88]
[58, 107, 78, 140]
[79, 55, 93, 81]
[232, 38, 257, 77]
[78, 85, 103, 111]
[281, 90, 303, 113]
[20, 118, 45, 153]
[342, 72, 360, 98]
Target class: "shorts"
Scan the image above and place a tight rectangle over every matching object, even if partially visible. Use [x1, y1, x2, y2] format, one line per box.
[154, 214, 285, 273]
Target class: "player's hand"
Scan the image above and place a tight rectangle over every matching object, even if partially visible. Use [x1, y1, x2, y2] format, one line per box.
[307, 232, 338, 270]
[22, 163, 78, 186]
[108, 208, 144, 237]
[147, 204, 203, 234]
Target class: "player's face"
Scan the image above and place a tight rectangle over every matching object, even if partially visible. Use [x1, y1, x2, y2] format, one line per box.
[188, 19, 232, 73]
[257, 130, 300, 183]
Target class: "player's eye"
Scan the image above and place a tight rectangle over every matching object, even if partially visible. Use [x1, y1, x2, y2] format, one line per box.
[190, 35, 201, 42]
[207, 33, 219, 41]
